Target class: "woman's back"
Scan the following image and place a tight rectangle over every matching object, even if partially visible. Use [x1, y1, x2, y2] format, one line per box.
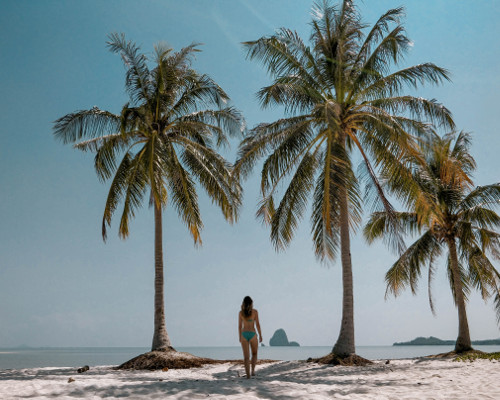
[240, 309, 257, 332]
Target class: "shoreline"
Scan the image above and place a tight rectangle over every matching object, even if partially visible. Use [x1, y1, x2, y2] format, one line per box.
[3, 345, 500, 371]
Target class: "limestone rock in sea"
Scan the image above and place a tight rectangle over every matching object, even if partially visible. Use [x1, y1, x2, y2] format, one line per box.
[269, 329, 300, 346]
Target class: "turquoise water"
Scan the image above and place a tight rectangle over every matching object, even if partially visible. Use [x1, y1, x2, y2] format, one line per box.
[1, 345, 500, 370]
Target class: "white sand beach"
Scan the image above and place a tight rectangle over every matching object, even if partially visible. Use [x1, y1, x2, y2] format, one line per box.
[1, 358, 498, 399]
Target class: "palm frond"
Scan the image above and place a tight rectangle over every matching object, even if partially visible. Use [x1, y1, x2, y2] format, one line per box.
[163, 144, 203, 245]
[101, 149, 147, 240]
[243, 29, 320, 91]
[93, 134, 137, 182]
[169, 73, 231, 115]
[364, 96, 454, 131]
[73, 133, 123, 153]
[355, 6, 405, 66]
[53, 108, 120, 144]
[260, 122, 319, 194]
[359, 63, 452, 102]
[364, 211, 419, 254]
[460, 184, 500, 216]
[257, 77, 319, 114]
[117, 151, 149, 239]
[355, 24, 411, 86]
[177, 137, 241, 223]
[462, 208, 500, 231]
[311, 168, 340, 262]
[385, 230, 440, 297]
[180, 107, 245, 145]
[153, 41, 174, 64]
[107, 32, 152, 105]
[234, 116, 312, 180]
[349, 130, 396, 222]
[449, 131, 476, 174]
[269, 151, 318, 250]
[466, 245, 498, 301]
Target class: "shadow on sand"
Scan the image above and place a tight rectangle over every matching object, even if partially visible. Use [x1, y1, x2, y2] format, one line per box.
[3, 358, 467, 399]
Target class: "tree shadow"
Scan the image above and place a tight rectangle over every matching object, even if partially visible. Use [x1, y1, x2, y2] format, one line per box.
[5, 359, 463, 399]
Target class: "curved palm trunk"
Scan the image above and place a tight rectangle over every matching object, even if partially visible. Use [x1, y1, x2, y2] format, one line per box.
[447, 237, 472, 353]
[151, 202, 173, 351]
[332, 185, 355, 357]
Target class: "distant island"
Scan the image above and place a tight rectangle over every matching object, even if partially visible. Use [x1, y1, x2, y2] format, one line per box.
[269, 329, 300, 346]
[393, 336, 500, 346]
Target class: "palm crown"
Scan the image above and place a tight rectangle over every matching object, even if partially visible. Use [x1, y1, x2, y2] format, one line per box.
[53, 33, 244, 351]
[54, 33, 243, 242]
[364, 132, 500, 352]
[235, 0, 454, 356]
[236, 0, 453, 259]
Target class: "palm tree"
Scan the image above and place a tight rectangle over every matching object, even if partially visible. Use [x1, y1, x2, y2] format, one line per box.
[235, 0, 454, 357]
[364, 132, 500, 352]
[54, 33, 243, 352]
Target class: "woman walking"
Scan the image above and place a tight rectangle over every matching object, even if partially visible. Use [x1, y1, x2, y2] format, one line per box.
[238, 296, 262, 378]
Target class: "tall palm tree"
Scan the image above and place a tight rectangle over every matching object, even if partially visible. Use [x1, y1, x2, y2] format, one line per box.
[54, 33, 243, 351]
[235, 0, 454, 357]
[364, 132, 500, 352]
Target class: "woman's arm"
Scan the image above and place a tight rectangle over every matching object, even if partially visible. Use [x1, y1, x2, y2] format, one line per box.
[238, 311, 242, 342]
[255, 310, 263, 343]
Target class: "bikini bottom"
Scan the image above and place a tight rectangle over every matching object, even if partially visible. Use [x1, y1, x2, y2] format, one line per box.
[242, 331, 256, 341]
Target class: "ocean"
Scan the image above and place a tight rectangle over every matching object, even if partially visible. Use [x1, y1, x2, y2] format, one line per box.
[1, 345, 500, 370]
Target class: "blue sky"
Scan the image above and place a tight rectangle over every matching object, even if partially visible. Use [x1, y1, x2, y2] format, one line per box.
[0, 0, 499, 348]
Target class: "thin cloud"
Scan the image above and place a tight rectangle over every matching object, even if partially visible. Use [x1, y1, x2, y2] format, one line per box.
[238, 0, 276, 32]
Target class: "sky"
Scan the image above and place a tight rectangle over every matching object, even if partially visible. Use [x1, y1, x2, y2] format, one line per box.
[0, 0, 499, 349]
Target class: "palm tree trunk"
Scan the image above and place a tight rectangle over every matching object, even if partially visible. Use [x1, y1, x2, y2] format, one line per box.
[151, 201, 173, 351]
[447, 237, 472, 353]
[332, 185, 355, 357]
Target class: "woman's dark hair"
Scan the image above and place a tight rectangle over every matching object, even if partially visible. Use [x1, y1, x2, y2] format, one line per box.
[241, 296, 253, 318]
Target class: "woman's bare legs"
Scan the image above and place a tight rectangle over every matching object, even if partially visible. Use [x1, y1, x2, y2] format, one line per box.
[240, 337, 250, 379]
[250, 336, 258, 376]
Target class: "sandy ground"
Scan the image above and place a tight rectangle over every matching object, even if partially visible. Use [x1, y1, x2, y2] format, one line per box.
[1, 358, 499, 399]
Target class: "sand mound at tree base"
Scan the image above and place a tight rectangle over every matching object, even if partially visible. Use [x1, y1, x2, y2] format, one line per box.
[308, 353, 373, 366]
[117, 348, 276, 370]
[117, 348, 215, 370]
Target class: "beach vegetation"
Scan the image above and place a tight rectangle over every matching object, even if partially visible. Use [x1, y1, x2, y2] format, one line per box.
[235, 0, 453, 358]
[454, 351, 500, 362]
[365, 132, 500, 353]
[53, 34, 243, 354]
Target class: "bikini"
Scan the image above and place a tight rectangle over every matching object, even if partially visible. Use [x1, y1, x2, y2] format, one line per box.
[242, 318, 256, 341]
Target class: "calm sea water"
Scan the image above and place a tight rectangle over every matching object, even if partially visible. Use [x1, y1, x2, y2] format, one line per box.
[1, 345, 500, 370]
